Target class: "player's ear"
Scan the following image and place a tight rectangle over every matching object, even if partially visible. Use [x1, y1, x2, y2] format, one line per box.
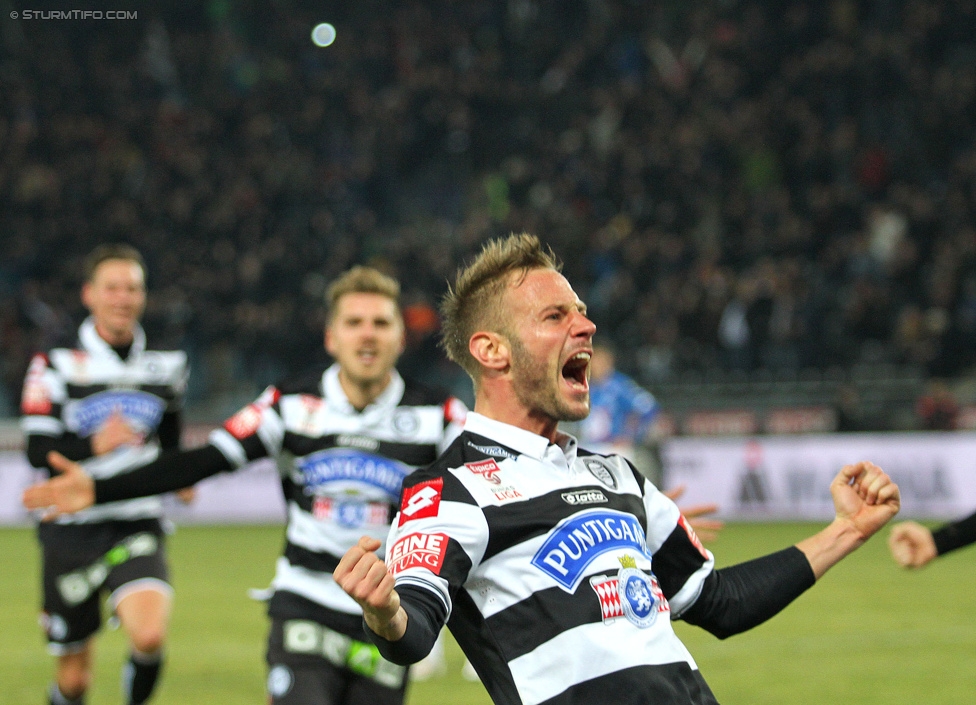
[470, 331, 509, 372]
[81, 282, 94, 311]
[324, 324, 334, 355]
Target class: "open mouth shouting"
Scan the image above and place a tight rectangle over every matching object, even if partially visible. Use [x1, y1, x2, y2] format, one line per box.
[562, 350, 591, 392]
[356, 348, 379, 366]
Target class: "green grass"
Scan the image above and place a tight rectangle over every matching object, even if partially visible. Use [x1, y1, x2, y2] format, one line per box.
[2, 523, 974, 704]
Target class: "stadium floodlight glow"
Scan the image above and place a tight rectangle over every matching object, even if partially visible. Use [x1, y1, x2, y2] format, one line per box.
[311, 23, 336, 47]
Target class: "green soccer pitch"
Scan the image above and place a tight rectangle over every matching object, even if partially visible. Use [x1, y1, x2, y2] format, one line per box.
[2, 522, 973, 705]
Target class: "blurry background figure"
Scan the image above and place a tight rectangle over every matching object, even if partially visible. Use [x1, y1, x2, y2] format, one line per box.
[577, 342, 722, 542]
[21, 244, 192, 705]
[578, 342, 661, 464]
[888, 509, 976, 569]
[833, 383, 872, 433]
[915, 378, 959, 430]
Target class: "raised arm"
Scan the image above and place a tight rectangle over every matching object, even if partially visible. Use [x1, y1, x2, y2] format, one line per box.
[682, 461, 899, 639]
[22, 445, 232, 518]
[889, 509, 976, 568]
[796, 461, 900, 578]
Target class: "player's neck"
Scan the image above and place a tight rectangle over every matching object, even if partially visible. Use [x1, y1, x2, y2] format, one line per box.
[338, 370, 391, 412]
[474, 388, 559, 443]
[94, 322, 135, 347]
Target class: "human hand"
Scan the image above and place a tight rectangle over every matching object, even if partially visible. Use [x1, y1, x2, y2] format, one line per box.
[830, 461, 900, 541]
[21, 451, 96, 519]
[664, 484, 723, 543]
[91, 410, 142, 455]
[175, 487, 197, 504]
[888, 521, 937, 568]
[334, 536, 405, 641]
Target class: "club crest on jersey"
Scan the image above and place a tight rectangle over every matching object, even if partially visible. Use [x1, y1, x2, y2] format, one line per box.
[298, 449, 411, 500]
[399, 479, 443, 526]
[465, 458, 502, 485]
[583, 458, 617, 489]
[531, 509, 651, 591]
[67, 390, 165, 437]
[589, 555, 668, 628]
[392, 408, 419, 435]
[387, 532, 449, 576]
[465, 441, 517, 460]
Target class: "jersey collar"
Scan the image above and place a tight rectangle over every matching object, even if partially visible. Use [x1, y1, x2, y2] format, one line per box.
[321, 362, 405, 416]
[78, 316, 146, 361]
[463, 412, 578, 462]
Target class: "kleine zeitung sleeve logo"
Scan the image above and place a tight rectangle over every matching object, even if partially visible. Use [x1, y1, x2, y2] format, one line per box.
[387, 532, 449, 576]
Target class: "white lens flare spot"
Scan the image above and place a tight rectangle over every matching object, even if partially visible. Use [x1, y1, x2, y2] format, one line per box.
[311, 23, 336, 47]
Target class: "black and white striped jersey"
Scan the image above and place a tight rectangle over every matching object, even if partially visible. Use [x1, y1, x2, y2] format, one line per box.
[208, 363, 466, 630]
[20, 318, 188, 525]
[386, 412, 717, 705]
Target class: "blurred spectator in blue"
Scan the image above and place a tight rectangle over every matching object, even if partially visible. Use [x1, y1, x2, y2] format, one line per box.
[579, 341, 661, 458]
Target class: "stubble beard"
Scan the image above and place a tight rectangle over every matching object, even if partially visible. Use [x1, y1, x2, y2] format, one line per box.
[509, 333, 589, 423]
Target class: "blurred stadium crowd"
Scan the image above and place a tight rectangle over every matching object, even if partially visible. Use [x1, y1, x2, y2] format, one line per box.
[1, 0, 975, 423]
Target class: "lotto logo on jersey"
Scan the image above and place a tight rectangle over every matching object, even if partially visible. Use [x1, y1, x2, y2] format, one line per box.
[465, 458, 502, 485]
[387, 532, 449, 576]
[225, 405, 262, 439]
[21, 354, 52, 415]
[444, 397, 467, 425]
[399, 479, 443, 526]
[224, 387, 280, 439]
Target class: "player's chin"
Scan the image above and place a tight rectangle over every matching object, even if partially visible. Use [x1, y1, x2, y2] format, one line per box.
[559, 391, 590, 421]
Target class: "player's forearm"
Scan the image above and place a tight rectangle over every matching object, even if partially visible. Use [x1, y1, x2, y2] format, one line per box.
[681, 546, 815, 639]
[795, 518, 866, 579]
[364, 605, 408, 642]
[27, 433, 93, 468]
[932, 510, 976, 557]
[94, 444, 232, 503]
[363, 585, 446, 665]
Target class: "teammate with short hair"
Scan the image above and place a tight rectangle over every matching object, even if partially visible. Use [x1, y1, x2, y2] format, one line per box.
[333, 233, 901, 705]
[24, 265, 466, 705]
[888, 510, 976, 568]
[21, 244, 189, 705]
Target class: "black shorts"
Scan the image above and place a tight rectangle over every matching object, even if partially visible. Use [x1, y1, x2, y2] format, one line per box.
[39, 519, 170, 653]
[265, 617, 408, 705]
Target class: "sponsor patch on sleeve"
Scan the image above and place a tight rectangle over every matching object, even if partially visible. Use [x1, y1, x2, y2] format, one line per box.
[678, 514, 709, 559]
[444, 397, 467, 425]
[387, 532, 449, 576]
[398, 478, 444, 526]
[224, 386, 280, 440]
[21, 354, 52, 415]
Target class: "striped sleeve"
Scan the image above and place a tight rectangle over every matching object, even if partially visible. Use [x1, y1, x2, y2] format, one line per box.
[386, 468, 488, 617]
[641, 479, 715, 616]
[20, 353, 68, 438]
[208, 386, 284, 467]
